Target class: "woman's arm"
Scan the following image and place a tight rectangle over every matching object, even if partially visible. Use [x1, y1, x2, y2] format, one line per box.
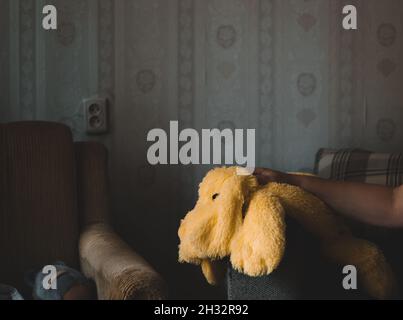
[254, 168, 403, 228]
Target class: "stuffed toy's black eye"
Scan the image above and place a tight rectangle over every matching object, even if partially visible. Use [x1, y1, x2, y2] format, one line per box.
[212, 193, 219, 200]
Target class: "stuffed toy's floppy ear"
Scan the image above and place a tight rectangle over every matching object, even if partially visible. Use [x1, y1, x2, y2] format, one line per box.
[178, 168, 258, 264]
[322, 237, 397, 300]
[201, 259, 228, 286]
[203, 173, 255, 256]
[230, 189, 286, 277]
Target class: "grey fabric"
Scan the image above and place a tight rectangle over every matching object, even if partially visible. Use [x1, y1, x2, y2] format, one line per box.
[227, 217, 370, 300]
[227, 258, 302, 300]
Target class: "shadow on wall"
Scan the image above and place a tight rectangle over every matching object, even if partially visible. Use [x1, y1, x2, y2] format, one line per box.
[111, 164, 225, 299]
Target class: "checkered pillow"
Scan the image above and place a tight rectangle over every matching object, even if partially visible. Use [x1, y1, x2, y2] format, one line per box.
[314, 149, 403, 187]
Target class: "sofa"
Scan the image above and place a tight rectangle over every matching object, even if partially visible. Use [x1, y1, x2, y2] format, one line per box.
[227, 149, 403, 300]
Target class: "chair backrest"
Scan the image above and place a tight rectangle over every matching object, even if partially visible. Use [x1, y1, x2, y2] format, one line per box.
[75, 141, 110, 227]
[0, 122, 79, 293]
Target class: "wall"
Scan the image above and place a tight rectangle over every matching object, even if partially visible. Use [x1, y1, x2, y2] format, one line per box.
[0, 0, 112, 143]
[0, 0, 9, 119]
[1, 0, 403, 298]
[358, 1, 403, 152]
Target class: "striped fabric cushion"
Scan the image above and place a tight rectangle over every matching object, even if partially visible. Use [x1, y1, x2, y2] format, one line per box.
[314, 149, 403, 187]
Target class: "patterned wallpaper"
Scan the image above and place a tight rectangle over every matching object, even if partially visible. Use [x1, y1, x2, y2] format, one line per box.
[2, 0, 113, 143]
[358, 0, 403, 153]
[2, 0, 403, 298]
[0, 0, 9, 119]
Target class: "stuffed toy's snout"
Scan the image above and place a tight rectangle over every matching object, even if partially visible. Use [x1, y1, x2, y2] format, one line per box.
[178, 167, 286, 281]
[178, 167, 397, 300]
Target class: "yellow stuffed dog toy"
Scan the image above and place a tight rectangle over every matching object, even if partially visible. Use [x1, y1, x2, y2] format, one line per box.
[178, 167, 396, 299]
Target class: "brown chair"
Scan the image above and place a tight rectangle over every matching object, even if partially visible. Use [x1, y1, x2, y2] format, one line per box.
[0, 121, 166, 299]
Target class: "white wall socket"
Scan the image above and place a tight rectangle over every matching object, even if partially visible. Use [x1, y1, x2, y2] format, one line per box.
[83, 96, 109, 134]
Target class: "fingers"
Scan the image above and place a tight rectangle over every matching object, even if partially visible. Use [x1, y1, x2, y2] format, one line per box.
[253, 167, 265, 175]
[253, 168, 288, 185]
[253, 167, 275, 177]
[253, 167, 271, 179]
[253, 167, 274, 185]
[256, 175, 270, 185]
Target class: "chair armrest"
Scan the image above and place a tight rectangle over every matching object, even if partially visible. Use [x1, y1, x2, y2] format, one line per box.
[79, 223, 166, 300]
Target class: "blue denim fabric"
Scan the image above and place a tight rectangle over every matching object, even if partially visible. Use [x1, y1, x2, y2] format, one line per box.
[0, 284, 24, 300]
[27, 262, 91, 300]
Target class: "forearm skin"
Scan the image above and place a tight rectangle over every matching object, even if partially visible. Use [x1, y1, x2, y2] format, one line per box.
[286, 174, 401, 227]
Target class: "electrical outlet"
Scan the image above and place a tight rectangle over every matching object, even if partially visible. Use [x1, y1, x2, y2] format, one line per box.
[83, 96, 109, 134]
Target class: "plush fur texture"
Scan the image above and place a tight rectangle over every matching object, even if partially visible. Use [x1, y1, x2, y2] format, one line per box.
[178, 167, 396, 299]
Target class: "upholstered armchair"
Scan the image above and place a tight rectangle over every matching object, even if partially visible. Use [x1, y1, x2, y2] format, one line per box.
[0, 121, 166, 299]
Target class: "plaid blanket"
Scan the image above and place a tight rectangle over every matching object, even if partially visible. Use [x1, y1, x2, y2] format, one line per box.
[314, 149, 403, 187]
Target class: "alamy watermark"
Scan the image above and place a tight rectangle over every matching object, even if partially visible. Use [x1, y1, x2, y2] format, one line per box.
[342, 265, 358, 291]
[147, 121, 255, 175]
[39, 4, 359, 32]
[42, 265, 57, 290]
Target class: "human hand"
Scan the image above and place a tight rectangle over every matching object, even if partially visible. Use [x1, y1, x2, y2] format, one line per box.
[253, 168, 290, 185]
